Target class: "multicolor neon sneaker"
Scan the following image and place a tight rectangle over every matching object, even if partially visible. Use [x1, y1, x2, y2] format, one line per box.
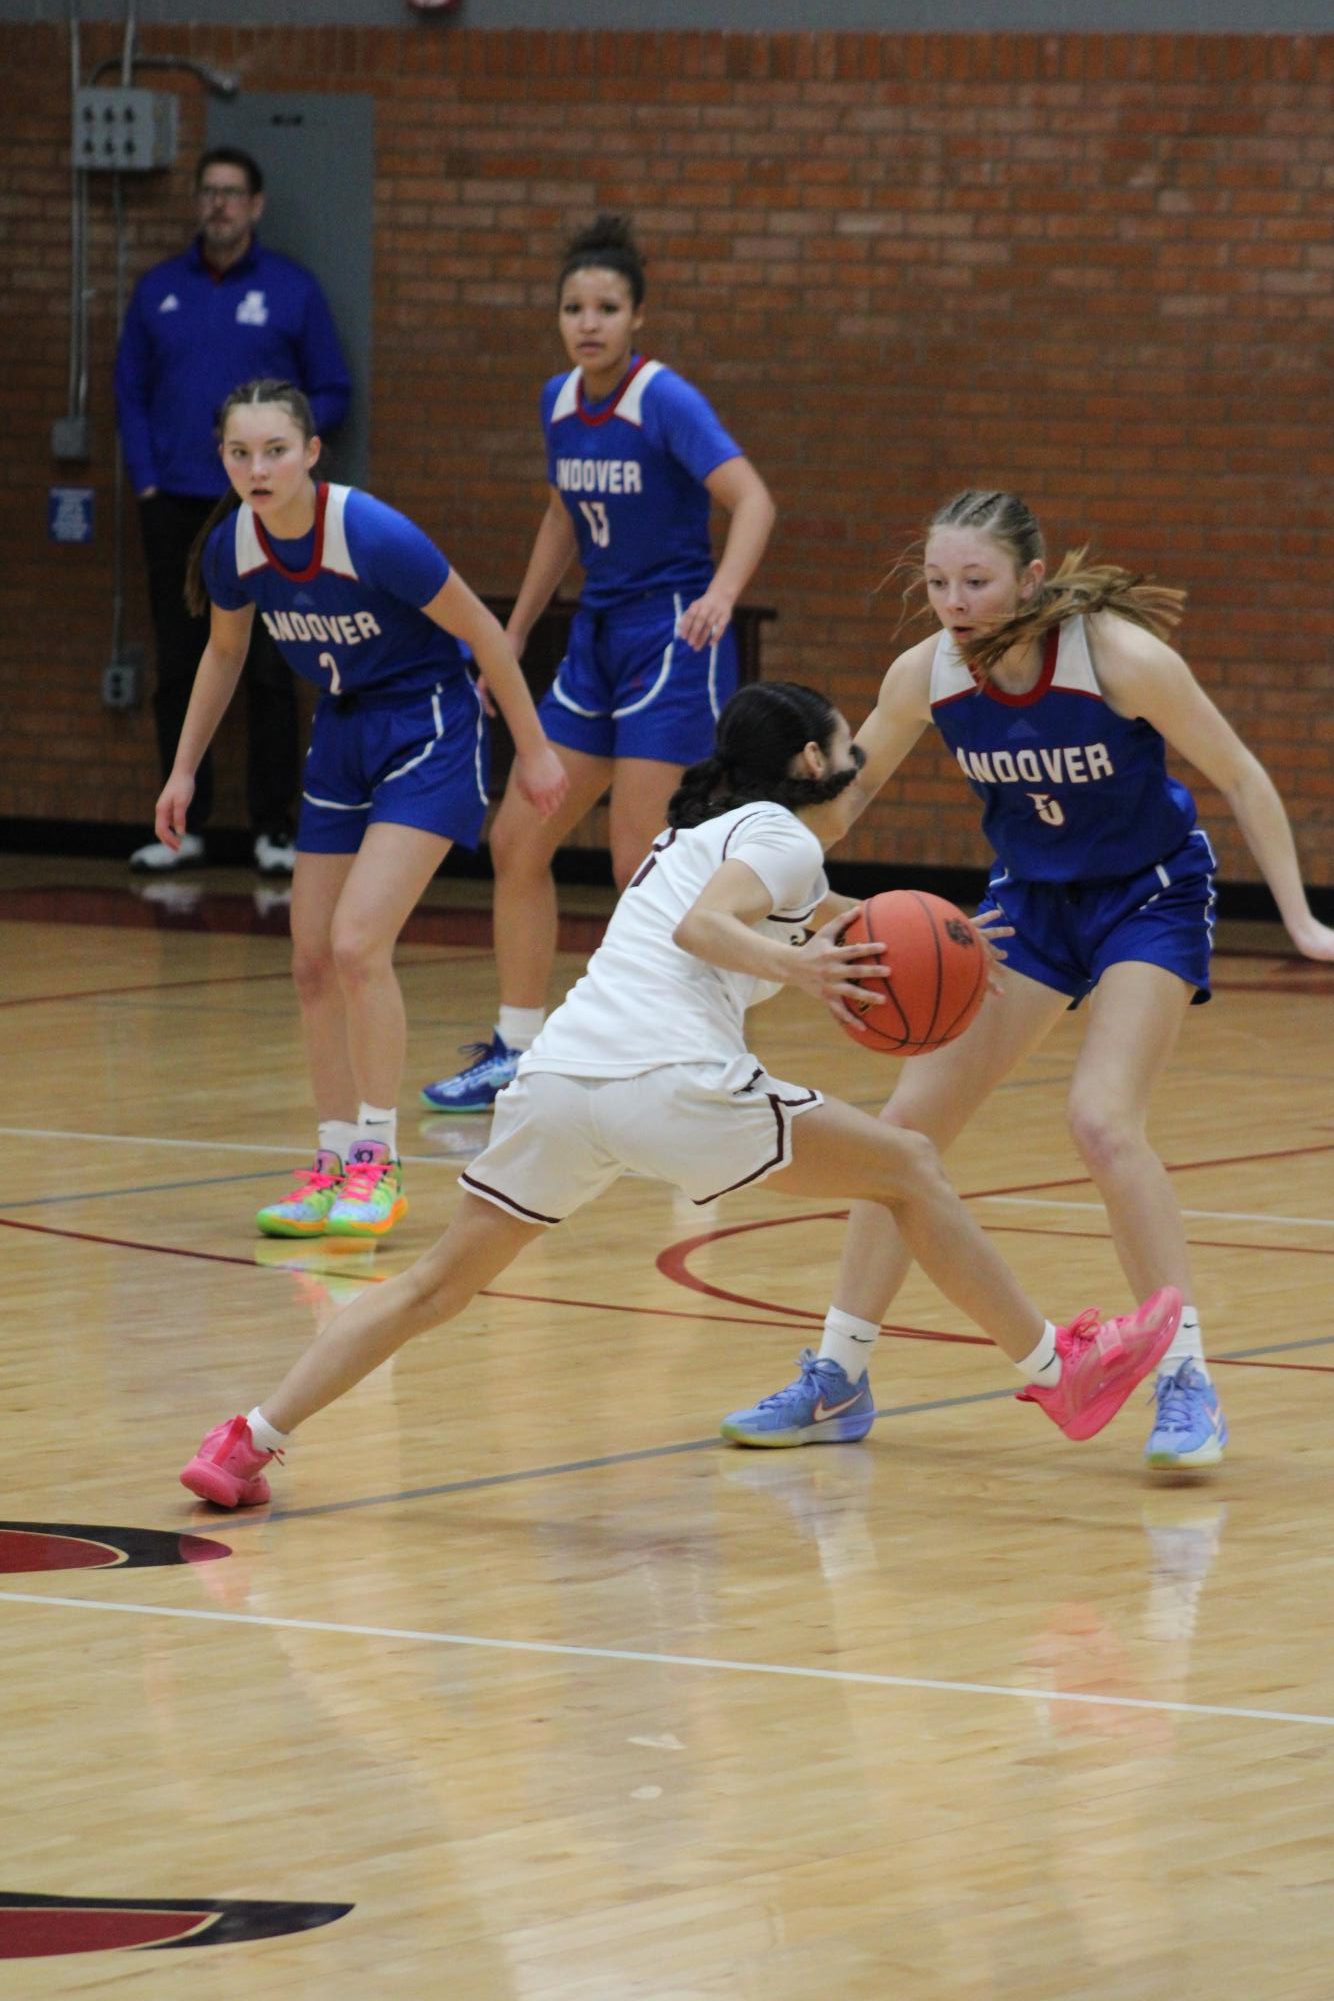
[180, 1415, 279, 1509]
[323, 1140, 406, 1239]
[255, 1149, 344, 1239]
[1144, 1360, 1228, 1470]
[1016, 1287, 1182, 1441]
[720, 1349, 875, 1448]
[420, 1033, 519, 1113]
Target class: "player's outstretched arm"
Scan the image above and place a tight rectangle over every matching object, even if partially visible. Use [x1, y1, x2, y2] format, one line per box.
[1094, 615, 1334, 962]
[154, 604, 254, 849]
[823, 640, 935, 845]
[673, 862, 887, 1022]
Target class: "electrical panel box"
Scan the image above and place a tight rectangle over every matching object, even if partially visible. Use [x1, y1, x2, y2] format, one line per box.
[74, 87, 178, 173]
[102, 646, 146, 711]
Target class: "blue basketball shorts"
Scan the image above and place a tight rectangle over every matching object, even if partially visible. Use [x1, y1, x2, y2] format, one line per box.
[297, 680, 490, 855]
[976, 828, 1218, 1008]
[538, 593, 738, 765]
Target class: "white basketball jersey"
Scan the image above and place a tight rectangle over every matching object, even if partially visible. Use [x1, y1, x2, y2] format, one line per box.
[523, 803, 829, 1078]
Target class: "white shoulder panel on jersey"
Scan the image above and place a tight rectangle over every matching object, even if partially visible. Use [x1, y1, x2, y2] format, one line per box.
[1051, 614, 1099, 695]
[321, 485, 358, 580]
[550, 369, 581, 422]
[615, 358, 665, 428]
[928, 628, 975, 704]
[234, 505, 265, 578]
[930, 614, 1099, 703]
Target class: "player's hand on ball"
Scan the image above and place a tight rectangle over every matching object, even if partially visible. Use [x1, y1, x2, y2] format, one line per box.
[790, 911, 890, 1026]
[514, 745, 570, 819]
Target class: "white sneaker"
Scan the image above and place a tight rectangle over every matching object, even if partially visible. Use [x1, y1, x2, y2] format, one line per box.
[129, 832, 204, 872]
[254, 832, 296, 875]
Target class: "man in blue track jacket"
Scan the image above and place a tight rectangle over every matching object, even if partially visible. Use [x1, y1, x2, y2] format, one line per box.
[115, 145, 352, 874]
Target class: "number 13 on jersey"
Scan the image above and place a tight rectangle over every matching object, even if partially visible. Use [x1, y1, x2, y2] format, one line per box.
[579, 501, 611, 549]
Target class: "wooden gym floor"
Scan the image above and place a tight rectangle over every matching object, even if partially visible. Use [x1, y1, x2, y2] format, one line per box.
[1, 852, 1331, 1998]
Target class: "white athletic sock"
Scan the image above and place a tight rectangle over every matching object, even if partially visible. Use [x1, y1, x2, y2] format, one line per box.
[318, 1120, 359, 1164]
[818, 1306, 879, 1381]
[356, 1103, 397, 1157]
[1017, 1321, 1062, 1387]
[247, 1407, 290, 1453]
[1157, 1304, 1208, 1382]
[497, 1006, 545, 1052]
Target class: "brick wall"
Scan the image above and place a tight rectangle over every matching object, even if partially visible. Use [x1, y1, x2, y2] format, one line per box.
[2, 25, 1330, 884]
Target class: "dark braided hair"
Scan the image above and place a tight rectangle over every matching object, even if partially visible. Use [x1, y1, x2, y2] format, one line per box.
[558, 214, 646, 307]
[668, 682, 859, 829]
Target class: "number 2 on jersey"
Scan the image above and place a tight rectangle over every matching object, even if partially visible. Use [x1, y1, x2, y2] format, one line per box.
[579, 501, 611, 549]
[318, 650, 342, 696]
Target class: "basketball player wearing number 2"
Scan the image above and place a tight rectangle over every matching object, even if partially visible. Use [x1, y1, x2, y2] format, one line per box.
[181, 682, 1181, 1509]
[158, 380, 567, 1245]
[723, 490, 1334, 1470]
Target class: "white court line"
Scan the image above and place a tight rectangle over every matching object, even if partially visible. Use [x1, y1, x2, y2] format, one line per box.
[0, 1126, 462, 1170]
[979, 1195, 1333, 1230]
[1, 1589, 1330, 1731]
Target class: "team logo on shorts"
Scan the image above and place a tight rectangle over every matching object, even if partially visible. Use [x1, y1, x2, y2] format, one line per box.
[0, 1892, 352, 1959]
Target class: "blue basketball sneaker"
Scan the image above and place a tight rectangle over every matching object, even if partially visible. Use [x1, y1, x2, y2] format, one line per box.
[1144, 1360, 1228, 1470]
[721, 1349, 875, 1448]
[420, 1033, 520, 1113]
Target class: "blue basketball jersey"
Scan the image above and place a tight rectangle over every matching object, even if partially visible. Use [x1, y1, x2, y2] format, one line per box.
[203, 483, 470, 700]
[542, 359, 743, 611]
[930, 617, 1197, 883]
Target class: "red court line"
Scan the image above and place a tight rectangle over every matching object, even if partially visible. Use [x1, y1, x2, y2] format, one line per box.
[0, 882, 608, 955]
[982, 1224, 1334, 1258]
[1223, 1358, 1334, 1375]
[961, 1138, 1333, 1204]
[0, 953, 495, 1012]
[0, 1217, 813, 1333]
[3, 1215, 1331, 1371]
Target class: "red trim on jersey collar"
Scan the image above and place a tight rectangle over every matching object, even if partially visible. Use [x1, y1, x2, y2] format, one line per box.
[983, 625, 1060, 707]
[574, 356, 651, 427]
[253, 482, 328, 581]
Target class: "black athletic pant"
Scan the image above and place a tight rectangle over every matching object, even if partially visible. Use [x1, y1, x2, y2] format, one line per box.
[138, 491, 299, 839]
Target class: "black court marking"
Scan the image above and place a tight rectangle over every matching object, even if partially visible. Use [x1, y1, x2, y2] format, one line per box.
[0, 1521, 229, 1573]
[0, 1891, 351, 1959]
[196, 1323, 1334, 1531]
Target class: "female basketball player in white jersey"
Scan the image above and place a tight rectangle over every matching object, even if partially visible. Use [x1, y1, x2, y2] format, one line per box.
[181, 679, 1182, 1508]
[157, 378, 567, 1243]
[724, 491, 1334, 1472]
[420, 215, 777, 1115]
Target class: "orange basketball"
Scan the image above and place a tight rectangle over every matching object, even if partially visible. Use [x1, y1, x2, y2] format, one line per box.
[838, 890, 988, 1055]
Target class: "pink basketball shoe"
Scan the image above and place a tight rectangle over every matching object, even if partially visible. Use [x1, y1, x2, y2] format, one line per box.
[1016, 1287, 1183, 1441]
[180, 1415, 279, 1508]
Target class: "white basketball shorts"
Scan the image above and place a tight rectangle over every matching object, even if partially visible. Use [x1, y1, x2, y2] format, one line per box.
[459, 1055, 823, 1226]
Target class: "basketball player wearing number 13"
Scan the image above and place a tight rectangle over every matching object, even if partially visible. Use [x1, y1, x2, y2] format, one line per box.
[181, 682, 1182, 1509]
[421, 214, 776, 1114]
[723, 491, 1334, 1470]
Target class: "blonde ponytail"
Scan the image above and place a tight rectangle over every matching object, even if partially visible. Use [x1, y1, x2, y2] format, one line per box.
[963, 547, 1186, 679]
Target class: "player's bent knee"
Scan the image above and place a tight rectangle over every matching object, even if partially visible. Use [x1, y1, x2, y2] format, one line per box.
[1066, 1100, 1142, 1176]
